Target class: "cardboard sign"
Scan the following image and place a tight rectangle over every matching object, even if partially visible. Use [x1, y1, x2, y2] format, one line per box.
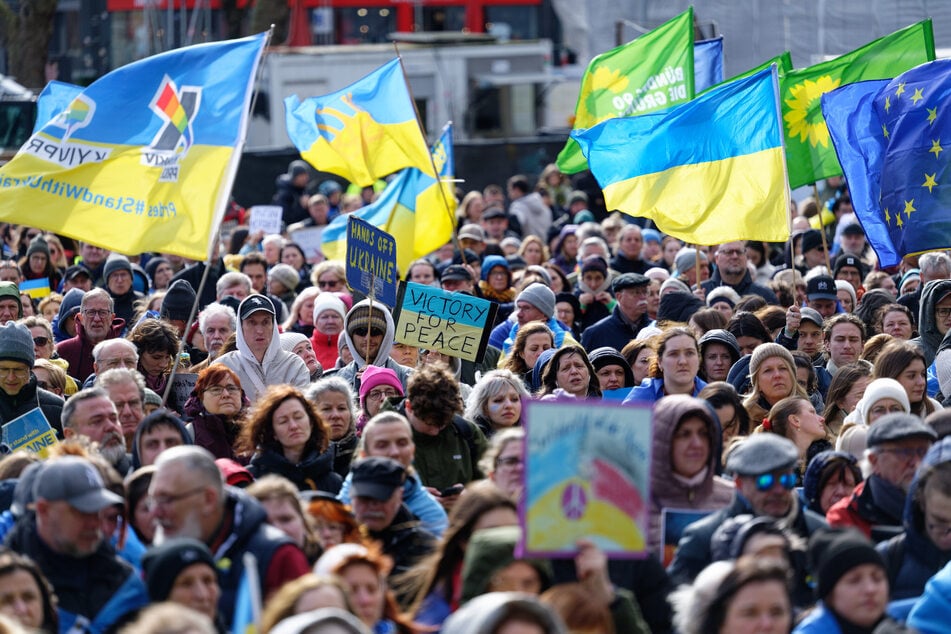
[661, 508, 713, 566]
[392, 281, 497, 364]
[168, 373, 198, 414]
[2, 408, 57, 456]
[248, 205, 284, 235]
[521, 399, 652, 558]
[289, 226, 325, 263]
[345, 216, 397, 307]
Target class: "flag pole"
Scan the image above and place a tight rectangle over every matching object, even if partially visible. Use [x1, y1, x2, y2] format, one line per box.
[392, 43, 466, 267]
[161, 27, 275, 407]
[812, 183, 832, 271]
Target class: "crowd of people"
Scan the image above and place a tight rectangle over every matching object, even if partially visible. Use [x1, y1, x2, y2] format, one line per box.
[0, 164, 948, 634]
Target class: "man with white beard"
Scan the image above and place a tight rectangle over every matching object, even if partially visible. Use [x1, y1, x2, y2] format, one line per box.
[149, 446, 309, 627]
[61, 387, 131, 473]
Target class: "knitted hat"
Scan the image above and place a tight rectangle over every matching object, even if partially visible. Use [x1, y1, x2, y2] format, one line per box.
[899, 269, 921, 294]
[0, 282, 22, 319]
[859, 378, 910, 420]
[524, 265, 552, 287]
[706, 286, 742, 309]
[143, 388, 162, 409]
[644, 267, 670, 282]
[642, 228, 662, 244]
[25, 235, 50, 259]
[808, 528, 884, 599]
[103, 254, 133, 283]
[268, 263, 300, 292]
[835, 279, 857, 309]
[161, 279, 196, 322]
[748, 343, 795, 379]
[142, 538, 217, 601]
[288, 159, 309, 178]
[588, 347, 634, 387]
[313, 293, 347, 323]
[279, 331, 309, 354]
[346, 303, 387, 338]
[580, 256, 608, 277]
[674, 247, 707, 274]
[660, 277, 691, 296]
[554, 293, 581, 323]
[834, 253, 868, 279]
[318, 179, 342, 196]
[359, 365, 403, 403]
[0, 322, 34, 368]
[516, 283, 555, 319]
[144, 257, 170, 285]
[801, 229, 824, 254]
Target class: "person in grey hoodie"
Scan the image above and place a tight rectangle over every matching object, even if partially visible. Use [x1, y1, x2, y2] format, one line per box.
[911, 278, 951, 366]
[334, 300, 412, 394]
[214, 294, 309, 402]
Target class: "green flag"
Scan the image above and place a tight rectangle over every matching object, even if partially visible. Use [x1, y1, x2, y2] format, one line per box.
[556, 8, 694, 175]
[781, 19, 935, 188]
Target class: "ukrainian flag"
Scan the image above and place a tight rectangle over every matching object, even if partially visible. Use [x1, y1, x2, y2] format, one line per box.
[572, 66, 791, 245]
[285, 59, 434, 187]
[0, 33, 267, 261]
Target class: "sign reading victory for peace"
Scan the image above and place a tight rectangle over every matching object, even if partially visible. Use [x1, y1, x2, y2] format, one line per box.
[346, 215, 397, 307]
[392, 281, 497, 364]
[521, 399, 652, 558]
[2, 408, 57, 456]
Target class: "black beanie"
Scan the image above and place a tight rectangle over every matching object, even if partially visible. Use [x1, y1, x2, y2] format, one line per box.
[141, 538, 217, 601]
[161, 279, 197, 322]
[808, 528, 885, 599]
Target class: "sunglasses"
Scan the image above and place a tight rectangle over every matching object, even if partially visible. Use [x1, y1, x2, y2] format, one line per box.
[32, 337, 49, 347]
[755, 472, 796, 492]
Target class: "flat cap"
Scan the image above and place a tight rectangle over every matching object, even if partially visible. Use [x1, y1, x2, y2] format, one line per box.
[867, 413, 937, 447]
[612, 272, 649, 293]
[726, 433, 799, 476]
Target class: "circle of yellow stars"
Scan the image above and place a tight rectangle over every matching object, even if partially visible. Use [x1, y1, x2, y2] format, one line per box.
[881, 81, 939, 231]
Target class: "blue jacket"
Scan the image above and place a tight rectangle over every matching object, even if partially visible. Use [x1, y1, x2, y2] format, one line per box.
[793, 603, 841, 634]
[338, 471, 448, 537]
[621, 377, 707, 406]
[908, 558, 951, 633]
[877, 437, 951, 601]
[580, 305, 651, 353]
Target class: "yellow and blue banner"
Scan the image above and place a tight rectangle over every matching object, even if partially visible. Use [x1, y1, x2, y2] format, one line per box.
[572, 65, 790, 245]
[19, 278, 50, 299]
[432, 121, 454, 179]
[285, 59, 434, 187]
[822, 59, 951, 268]
[0, 33, 267, 261]
[2, 408, 57, 457]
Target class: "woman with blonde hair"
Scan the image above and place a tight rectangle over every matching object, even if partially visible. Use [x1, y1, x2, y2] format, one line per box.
[247, 474, 322, 562]
[283, 286, 320, 338]
[261, 575, 352, 633]
[517, 235, 550, 267]
[455, 191, 485, 229]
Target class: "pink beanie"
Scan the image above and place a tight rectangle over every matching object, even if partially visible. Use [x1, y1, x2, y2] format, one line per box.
[359, 365, 403, 403]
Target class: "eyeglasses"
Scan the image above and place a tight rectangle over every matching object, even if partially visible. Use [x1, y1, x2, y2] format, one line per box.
[82, 309, 111, 319]
[32, 336, 49, 347]
[754, 472, 796, 492]
[878, 446, 929, 460]
[0, 366, 28, 379]
[318, 279, 343, 289]
[205, 385, 241, 396]
[367, 388, 399, 401]
[496, 456, 523, 469]
[936, 307, 951, 318]
[718, 249, 745, 257]
[147, 487, 205, 509]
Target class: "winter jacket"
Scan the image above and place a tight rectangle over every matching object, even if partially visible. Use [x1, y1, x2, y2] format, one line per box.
[183, 394, 248, 463]
[332, 429, 358, 478]
[826, 476, 906, 543]
[397, 402, 488, 491]
[214, 304, 310, 403]
[367, 504, 437, 578]
[6, 513, 149, 634]
[622, 376, 707, 406]
[794, 602, 910, 634]
[610, 252, 650, 275]
[911, 279, 951, 365]
[908, 558, 951, 633]
[338, 470, 448, 537]
[0, 375, 64, 435]
[877, 437, 951, 601]
[580, 305, 652, 352]
[249, 445, 342, 493]
[311, 330, 340, 373]
[648, 396, 734, 554]
[56, 317, 126, 383]
[700, 268, 779, 304]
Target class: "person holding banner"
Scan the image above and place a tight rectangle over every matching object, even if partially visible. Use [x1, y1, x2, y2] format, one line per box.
[0, 321, 64, 434]
[336, 300, 412, 393]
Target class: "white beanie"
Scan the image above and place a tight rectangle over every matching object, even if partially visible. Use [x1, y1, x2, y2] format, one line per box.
[312, 293, 347, 323]
[856, 377, 911, 424]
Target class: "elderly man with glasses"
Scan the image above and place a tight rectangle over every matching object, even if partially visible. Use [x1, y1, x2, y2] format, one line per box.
[700, 240, 779, 304]
[56, 288, 124, 383]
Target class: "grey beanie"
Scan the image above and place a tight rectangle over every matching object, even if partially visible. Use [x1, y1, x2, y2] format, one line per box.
[0, 322, 35, 368]
[103, 254, 133, 283]
[516, 283, 556, 319]
[268, 263, 300, 292]
[674, 247, 707, 275]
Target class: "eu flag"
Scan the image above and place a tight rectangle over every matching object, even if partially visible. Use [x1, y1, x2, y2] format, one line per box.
[822, 59, 951, 268]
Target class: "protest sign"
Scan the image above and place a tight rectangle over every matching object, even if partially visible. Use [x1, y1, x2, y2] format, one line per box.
[249, 205, 284, 235]
[521, 399, 651, 557]
[169, 373, 197, 414]
[2, 408, 57, 456]
[393, 281, 497, 364]
[290, 226, 325, 263]
[346, 215, 397, 306]
[661, 508, 712, 567]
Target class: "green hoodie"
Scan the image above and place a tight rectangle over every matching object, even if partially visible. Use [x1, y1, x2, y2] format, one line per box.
[0, 281, 22, 320]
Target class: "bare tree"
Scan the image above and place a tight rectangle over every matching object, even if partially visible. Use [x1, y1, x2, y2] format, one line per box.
[0, 0, 58, 90]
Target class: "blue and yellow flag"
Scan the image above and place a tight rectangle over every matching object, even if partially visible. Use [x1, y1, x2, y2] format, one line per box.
[0, 34, 267, 261]
[822, 59, 951, 268]
[285, 59, 434, 187]
[572, 66, 790, 245]
[432, 122, 454, 179]
[33, 81, 83, 134]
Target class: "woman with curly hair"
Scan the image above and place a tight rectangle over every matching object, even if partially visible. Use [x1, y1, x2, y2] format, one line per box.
[237, 384, 341, 493]
[128, 317, 180, 394]
[501, 322, 553, 389]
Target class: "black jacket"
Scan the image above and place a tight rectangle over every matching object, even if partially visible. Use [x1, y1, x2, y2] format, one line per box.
[0, 375, 64, 436]
[368, 504, 437, 578]
[249, 445, 342, 493]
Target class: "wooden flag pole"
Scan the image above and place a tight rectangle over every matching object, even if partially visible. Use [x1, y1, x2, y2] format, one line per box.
[813, 183, 832, 272]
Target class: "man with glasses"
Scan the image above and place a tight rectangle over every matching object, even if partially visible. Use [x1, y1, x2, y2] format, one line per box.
[150, 446, 309, 626]
[5, 456, 149, 632]
[56, 288, 123, 383]
[0, 321, 64, 433]
[667, 433, 828, 585]
[700, 240, 779, 304]
[829, 413, 936, 542]
[581, 273, 652, 353]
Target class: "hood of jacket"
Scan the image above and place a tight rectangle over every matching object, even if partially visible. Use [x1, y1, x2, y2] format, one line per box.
[459, 526, 552, 604]
[916, 279, 951, 363]
[131, 411, 193, 469]
[651, 395, 723, 507]
[658, 290, 705, 323]
[903, 436, 951, 562]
